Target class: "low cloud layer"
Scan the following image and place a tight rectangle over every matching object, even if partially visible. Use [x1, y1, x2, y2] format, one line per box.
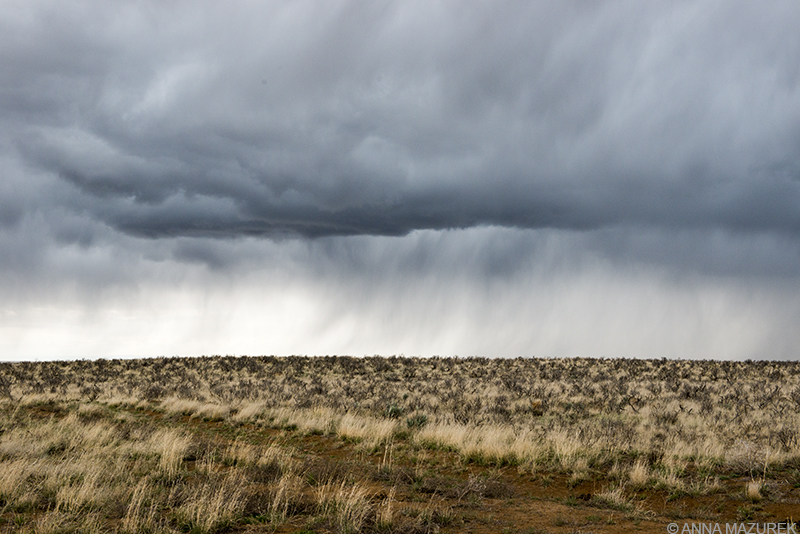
[1, 1, 800, 359]
[4, 1, 800, 240]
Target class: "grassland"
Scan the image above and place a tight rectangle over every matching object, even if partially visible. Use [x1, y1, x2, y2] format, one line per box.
[1, 355, 799, 533]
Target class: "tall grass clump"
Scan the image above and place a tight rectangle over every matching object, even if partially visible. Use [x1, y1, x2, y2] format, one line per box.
[149, 428, 192, 478]
[315, 481, 373, 534]
[174, 472, 245, 534]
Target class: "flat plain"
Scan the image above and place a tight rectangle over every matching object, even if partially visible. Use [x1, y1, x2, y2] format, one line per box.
[1, 355, 799, 533]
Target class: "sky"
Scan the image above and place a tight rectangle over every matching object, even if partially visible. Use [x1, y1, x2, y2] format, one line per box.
[2, 0, 800, 360]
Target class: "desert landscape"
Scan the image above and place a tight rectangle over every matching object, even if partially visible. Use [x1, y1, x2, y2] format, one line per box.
[5, 2, 800, 533]
[1, 355, 798, 533]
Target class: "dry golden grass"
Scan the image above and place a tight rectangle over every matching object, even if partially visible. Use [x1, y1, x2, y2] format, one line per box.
[593, 484, 639, 513]
[122, 477, 162, 533]
[175, 471, 245, 534]
[2, 355, 800, 532]
[337, 413, 397, 448]
[627, 458, 651, 488]
[268, 473, 304, 523]
[315, 481, 373, 534]
[745, 479, 764, 501]
[149, 428, 191, 478]
[376, 486, 397, 530]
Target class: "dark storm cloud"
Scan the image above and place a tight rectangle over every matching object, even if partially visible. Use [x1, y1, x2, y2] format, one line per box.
[3, 0, 800, 243]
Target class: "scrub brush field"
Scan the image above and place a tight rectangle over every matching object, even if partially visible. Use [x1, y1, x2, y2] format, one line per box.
[1, 355, 799, 533]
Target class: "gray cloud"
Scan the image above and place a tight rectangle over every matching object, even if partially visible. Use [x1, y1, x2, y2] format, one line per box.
[3, 0, 800, 244]
[3, 1, 800, 360]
